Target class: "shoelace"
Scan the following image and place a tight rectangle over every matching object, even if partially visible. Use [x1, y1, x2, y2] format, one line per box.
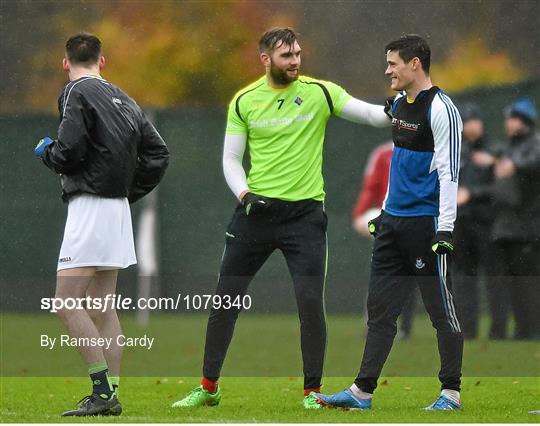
[75, 393, 113, 408]
[305, 395, 320, 406]
[75, 394, 96, 408]
[185, 387, 204, 403]
[435, 396, 455, 409]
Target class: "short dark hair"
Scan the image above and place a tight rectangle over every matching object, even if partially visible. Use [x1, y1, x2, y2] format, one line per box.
[385, 34, 431, 73]
[259, 27, 298, 54]
[65, 32, 102, 65]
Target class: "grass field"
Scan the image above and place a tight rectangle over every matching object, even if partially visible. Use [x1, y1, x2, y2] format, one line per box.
[2, 376, 539, 423]
[1, 313, 539, 422]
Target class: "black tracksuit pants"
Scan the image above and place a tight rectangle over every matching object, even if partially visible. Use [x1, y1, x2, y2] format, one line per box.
[355, 212, 464, 393]
[203, 199, 328, 390]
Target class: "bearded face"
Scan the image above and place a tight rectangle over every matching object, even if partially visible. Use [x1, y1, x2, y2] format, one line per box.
[264, 40, 301, 87]
[269, 58, 299, 85]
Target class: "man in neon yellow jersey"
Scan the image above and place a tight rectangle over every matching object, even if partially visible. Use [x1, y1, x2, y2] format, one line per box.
[172, 27, 390, 409]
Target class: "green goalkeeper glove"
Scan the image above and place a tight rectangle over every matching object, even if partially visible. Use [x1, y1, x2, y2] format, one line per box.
[431, 231, 454, 255]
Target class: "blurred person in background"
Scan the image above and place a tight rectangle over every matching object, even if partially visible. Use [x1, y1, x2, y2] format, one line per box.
[34, 32, 169, 416]
[352, 142, 393, 238]
[452, 103, 501, 340]
[172, 27, 391, 410]
[460, 97, 540, 340]
[352, 141, 418, 340]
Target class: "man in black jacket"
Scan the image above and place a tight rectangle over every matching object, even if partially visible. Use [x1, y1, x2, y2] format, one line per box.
[453, 104, 501, 339]
[460, 97, 539, 340]
[492, 97, 540, 340]
[35, 33, 169, 416]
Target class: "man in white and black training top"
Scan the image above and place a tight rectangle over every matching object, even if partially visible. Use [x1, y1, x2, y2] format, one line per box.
[315, 34, 464, 411]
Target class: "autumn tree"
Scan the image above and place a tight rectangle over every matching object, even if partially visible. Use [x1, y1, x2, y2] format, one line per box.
[24, 1, 295, 112]
[431, 35, 524, 92]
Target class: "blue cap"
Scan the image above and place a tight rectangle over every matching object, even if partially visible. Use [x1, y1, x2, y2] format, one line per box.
[459, 103, 482, 122]
[504, 96, 537, 126]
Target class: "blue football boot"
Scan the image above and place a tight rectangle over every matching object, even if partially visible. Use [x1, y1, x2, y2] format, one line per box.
[424, 394, 462, 410]
[314, 389, 372, 410]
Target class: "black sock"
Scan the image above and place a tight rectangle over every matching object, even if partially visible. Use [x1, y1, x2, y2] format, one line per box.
[89, 369, 113, 399]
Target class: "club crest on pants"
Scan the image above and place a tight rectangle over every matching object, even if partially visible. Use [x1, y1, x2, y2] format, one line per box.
[415, 257, 425, 269]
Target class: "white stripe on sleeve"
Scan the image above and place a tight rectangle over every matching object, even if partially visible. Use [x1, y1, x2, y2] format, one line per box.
[430, 92, 463, 232]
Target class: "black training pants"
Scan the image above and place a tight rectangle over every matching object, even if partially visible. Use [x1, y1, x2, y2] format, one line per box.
[203, 199, 328, 390]
[355, 212, 464, 393]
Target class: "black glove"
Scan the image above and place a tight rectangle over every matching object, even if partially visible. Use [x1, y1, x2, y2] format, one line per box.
[367, 213, 383, 237]
[384, 96, 395, 119]
[242, 192, 269, 216]
[431, 231, 454, 255]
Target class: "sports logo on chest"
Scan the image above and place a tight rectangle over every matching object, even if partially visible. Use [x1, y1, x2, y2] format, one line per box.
[392, 117, 420, 132]
[249, 112, 314, 128]
[248, 92, 315, 129]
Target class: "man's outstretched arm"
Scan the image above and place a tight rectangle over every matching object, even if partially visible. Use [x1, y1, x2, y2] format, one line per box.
[338, 97, 391, 128]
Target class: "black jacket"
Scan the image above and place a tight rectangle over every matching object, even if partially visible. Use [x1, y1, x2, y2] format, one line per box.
[42, 76, 169, 203]
[457, 136, 495, 223]
[473, 130, 540, 241]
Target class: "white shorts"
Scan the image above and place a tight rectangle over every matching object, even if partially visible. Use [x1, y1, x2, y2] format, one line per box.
[57, 194, 137, 271]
